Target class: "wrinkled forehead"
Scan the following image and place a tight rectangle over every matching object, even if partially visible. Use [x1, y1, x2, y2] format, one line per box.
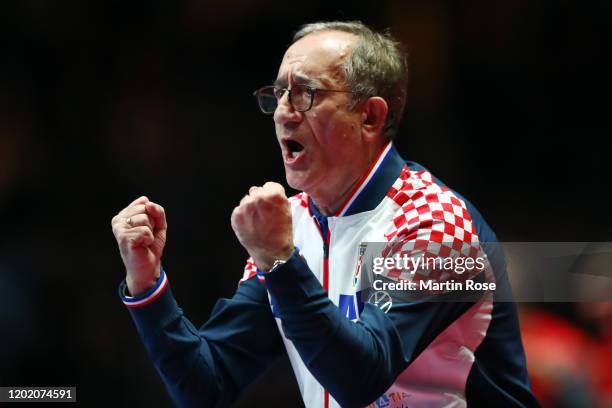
[276, 31, 356, 87]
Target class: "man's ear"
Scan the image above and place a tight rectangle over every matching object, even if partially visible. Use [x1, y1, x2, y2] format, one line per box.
[361, 97, 388, 138]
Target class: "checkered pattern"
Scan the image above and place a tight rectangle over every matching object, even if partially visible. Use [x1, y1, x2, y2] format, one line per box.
[288, 192, 309, 209]
[382, 166, 484, 287]
[239, 257, 260, 284]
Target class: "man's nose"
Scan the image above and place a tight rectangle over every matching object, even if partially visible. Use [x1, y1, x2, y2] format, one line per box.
[274, 91, 303, 126]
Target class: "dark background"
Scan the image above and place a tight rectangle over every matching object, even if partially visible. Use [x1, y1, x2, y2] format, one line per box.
[1, 0, 610, 406]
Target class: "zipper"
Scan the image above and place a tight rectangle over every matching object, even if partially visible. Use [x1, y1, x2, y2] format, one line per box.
[312, 216, 330, 291]
[322, 228, 330, 292]
[312, 215, 330, 407]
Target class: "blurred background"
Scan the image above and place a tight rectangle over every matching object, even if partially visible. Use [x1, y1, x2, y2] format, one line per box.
[1, 0, 610, 406]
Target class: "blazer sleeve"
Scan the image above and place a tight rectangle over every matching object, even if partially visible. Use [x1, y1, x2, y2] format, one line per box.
[119, 269, 284, 408]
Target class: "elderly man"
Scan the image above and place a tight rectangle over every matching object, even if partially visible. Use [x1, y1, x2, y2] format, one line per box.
[112, 21, 539, 407]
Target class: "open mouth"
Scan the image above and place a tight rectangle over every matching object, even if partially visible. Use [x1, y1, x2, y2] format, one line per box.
[286, 139, 305, 159]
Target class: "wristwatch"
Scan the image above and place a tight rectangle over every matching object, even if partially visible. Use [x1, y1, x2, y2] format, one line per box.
[266, 258, 288, 273]
[260, 247, 296, 274]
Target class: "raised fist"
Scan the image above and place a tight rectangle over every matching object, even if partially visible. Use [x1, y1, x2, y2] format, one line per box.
[111, 196, 168, 296]
[231, 182, 294, 271]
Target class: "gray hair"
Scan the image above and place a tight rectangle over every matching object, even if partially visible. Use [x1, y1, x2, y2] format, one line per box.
[293, 21, 409, 140]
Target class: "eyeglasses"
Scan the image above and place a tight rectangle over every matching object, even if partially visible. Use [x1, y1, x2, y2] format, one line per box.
[253, 84, 355, 114]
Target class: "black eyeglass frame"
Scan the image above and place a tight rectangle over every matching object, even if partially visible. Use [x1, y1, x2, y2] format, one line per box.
[252, 84, 356, 114]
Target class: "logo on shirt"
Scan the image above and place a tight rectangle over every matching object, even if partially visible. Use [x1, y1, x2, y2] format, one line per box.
[368, 290, 393, 313]
[354, 242, 368, 286]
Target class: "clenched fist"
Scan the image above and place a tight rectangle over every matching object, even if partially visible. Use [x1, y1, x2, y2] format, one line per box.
[231, 182, 294, 271]
[111, 196, 167, 296]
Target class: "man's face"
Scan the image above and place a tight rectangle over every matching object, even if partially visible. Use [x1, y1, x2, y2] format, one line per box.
[274, 31, 367, 202]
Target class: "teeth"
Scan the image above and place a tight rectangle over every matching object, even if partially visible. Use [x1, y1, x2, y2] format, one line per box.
[290, 151, 299, 159]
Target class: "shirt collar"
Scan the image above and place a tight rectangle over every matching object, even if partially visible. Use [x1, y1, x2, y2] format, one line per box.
[309, 142, 405, 218]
